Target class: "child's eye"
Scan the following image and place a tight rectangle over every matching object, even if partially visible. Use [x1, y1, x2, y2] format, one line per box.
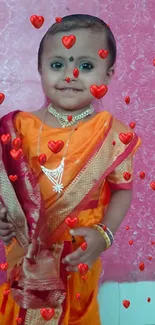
[51, 62, 64, 70]
[79, 62, 94, 71]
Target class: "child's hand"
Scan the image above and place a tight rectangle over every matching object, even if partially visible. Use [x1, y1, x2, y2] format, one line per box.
[0, 203, 15, 246]
[62, 227, 106, 272]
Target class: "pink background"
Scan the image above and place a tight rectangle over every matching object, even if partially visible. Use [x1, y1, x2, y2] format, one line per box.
[0, 0, 155, 284]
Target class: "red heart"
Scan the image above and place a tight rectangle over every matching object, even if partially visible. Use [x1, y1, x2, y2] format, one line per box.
[153, 59, 155, 67]
[40, 308, 55, 321]
[81, 241, 87, 251]
[55, 17, 62, 23]
[4, 289, 10, 296]
[90, 84, 108, 99]
[9, 175, 18, 182]
[30, 15, 44, 29]
[123, 300, 130, 308]
[123, 172, 131, 181]
[65, 77, 70, 83]
[78, 263, 89, 275]
[128, 240, 133, 245]
[13, 137, 22, 149]
[73, 68, 79, 78]
[38, 154, 47, 165]
[67, 115, 72, 122]
[129, 122, 136, 129]
[98, 49, 109, 59]
[125, 225, 130, 230]
[148, 297, 151, 302]
[125, 96, 130, 104]
[0, 93, 5, 104]
[0, 263, 8, 271]
[65, 217, 79, 228]
[62, 35, 76, 49]
[139, 171, 145, 179]
[1, 133, 11, 144]
[15, 317, 22, 325]
[150, 182, 155, 190]
[112, 141, 116, 146]
[76, 293, 81, 300]
[48, 140, 64, 154]
[10, 149, 23, 160]
[139, 262, 145, 271]
[119, 132, 133, 145]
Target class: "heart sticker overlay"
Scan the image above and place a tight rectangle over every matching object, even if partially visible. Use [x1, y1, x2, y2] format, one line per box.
[38, 154, 47, 166]
[65, 77, 71, 83]
[139, 171, 145, 179]
[90, 84, 108, 99]
[13, 137, 22, 150]
[81, 241, 87, 251]
[129, 122, 136, 129]
[0, 262, 8, 271]
[48, 140, 64, 154]
[125, 225, 130, 230]
[78, 263, 89, 275]
[1, 133, 11, 144]
[123, 172, 131, 181]
[55, 17, 62, 23]
[62, 35, 76, 49]
[30, 15, 44, 29]
[9, 175, 18, 182]
[15, 317, 22, 325]
[76, 293, 81, 300]
[40, 308, 55, 321]
[150, 182, 155, 190]
[73, 68, 79, 78]
[10, 149, 23, 160]
[0, 93, 5, 104]
[125, 96, 130, 105]
[67, 115, 72, 122]
[119, 132, 133, 145]
[122, 300, 130, 308]
[65, 217, 79, 228]
[139, 262, 145, 271]
[98, 49, 109, 59]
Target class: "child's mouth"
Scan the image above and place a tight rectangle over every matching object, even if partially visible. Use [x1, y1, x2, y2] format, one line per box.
[57, 88, 83, 92]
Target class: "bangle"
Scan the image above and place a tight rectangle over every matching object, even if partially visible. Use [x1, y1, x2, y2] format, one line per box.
[98, 223, 114, 245]
[93, 224, 114, 250]
[93, 225, 111, 250]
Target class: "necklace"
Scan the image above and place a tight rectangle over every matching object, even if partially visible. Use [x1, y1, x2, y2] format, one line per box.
[37, 104, 94, 194]
[48, 103, 94, 128]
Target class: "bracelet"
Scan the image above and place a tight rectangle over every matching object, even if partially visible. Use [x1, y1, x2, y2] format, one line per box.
[98, 223, 114, 245]
[93, 224, 114, 250]
[93, 225, 111, 250]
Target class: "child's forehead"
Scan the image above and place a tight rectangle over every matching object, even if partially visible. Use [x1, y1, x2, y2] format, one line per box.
[43, 28, 107, 57]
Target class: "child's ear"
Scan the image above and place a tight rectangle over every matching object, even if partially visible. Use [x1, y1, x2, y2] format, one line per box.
[105, 67, 115, 85]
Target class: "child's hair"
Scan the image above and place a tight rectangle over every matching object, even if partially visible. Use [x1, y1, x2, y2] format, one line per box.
[38, 14, 117, 71]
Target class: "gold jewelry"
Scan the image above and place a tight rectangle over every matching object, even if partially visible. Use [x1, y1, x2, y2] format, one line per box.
[48, 103, 94, 128]
[37, 107, 76, 194]
[93, 225, 112, 250]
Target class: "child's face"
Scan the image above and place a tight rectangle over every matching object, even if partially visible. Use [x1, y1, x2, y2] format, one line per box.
[40, 28, 114, 111]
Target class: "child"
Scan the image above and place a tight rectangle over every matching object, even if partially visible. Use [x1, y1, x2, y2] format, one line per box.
[0, 14, 141, 325]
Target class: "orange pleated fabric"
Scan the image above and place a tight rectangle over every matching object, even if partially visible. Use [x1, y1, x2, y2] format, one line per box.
[0, 110, 140, 325]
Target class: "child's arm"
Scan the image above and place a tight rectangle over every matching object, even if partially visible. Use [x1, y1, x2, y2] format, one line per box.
[102, 189, 132, 234]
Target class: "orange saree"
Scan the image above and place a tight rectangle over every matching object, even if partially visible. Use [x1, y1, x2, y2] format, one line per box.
[0, 109, 141, 325]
